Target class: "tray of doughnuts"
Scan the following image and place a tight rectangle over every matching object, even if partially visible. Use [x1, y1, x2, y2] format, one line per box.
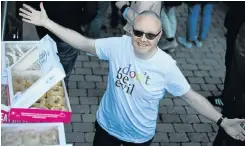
[30, 80, 68, 111]
[1, 123, 67, 146]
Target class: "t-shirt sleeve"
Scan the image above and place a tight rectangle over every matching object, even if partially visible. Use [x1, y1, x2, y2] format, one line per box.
[95, 35, 129, 60]
[164, 62, 191, 97]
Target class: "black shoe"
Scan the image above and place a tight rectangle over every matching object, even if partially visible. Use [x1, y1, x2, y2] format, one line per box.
[207, 95, 224, 108]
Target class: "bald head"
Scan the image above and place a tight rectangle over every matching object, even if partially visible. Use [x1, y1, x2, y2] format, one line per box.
[133, 10, 162, 31]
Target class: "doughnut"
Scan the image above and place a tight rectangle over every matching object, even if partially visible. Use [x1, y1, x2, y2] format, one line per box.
[46, 96, 65, 107]
[37, 93, 47, 104]
[55, 81, 62, 87]
[47, 86, 64, 97]
[2, 132, 23, 146]
[22, 130, 40, 146]
[12, 75, 26, 94]
[51, 106, 68, 111]
[40, 129, 59, 145]
[31, 103, 49, 110]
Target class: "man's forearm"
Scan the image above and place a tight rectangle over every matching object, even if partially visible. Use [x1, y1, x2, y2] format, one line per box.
[182, 89, 222, 123]
[44, 19, 96, 55]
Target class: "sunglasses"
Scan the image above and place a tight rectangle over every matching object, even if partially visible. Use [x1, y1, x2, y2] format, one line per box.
[133, 29, 161, 40]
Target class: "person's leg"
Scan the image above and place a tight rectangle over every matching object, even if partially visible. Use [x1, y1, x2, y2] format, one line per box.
[168, 7, 177, 38]
[178, 4, 200, 49]
[87, 1, 109, 38]
[93, 121, 122, 146]
[57, 42, 79, 88]
[199, 3, 213, 41]
[122, 137, 154, 146]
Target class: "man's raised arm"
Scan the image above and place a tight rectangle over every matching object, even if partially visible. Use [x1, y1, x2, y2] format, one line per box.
[19, 2, 97, 56]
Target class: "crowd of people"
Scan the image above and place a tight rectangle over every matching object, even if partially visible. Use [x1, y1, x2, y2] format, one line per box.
[18, 1, 245, 146]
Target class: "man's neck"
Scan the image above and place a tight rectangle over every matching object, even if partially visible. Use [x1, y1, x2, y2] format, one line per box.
[134, 47, 158, 60]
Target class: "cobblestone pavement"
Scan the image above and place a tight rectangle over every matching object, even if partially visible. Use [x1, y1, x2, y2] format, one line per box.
[3, 3, 229, 146]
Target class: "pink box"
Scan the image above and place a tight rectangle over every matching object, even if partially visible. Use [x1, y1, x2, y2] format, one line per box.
[7, 80, 72, 123]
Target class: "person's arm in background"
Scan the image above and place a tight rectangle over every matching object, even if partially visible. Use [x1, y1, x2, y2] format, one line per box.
[115, 1, 156, 25]
[19, 2, 97, 55]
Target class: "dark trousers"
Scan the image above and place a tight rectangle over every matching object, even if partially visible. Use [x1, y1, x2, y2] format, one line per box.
[93, 121, 154, 146]
[57, 42, 78, 86]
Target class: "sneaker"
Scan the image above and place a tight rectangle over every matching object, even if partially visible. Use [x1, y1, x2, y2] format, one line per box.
[159, 39, 178, 51]
[86, 53, 95, 56]
[207, 95, 224, 108]
[177, 37, 192, 49]
[193, 38, 203, 48]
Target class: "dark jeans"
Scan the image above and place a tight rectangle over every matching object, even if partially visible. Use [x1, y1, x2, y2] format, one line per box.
[57, 42, 78, 86]
[93, 121, 154, 146]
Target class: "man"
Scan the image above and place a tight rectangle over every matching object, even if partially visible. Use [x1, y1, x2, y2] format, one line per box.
[19, 3, 245, 146]
[213, 22, 245, 146]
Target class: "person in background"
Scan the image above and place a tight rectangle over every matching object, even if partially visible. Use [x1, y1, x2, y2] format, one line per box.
[21, 1, 97, 86]
[207, 2, 245, 107]
[158, 2, 182, 52]
[116, 1, 161, 36]
[178, 2, 214, 49]
[19, 3, 245, 145]
[110, 1, 127, 28]
[213, 22, 245, 146]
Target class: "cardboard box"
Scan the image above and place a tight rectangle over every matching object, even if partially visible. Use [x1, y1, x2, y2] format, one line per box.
[1, 123, 67, 146]
[8, 80, 72, 123]
[7, 35, 64, 108]
[1, 41, 38, 84]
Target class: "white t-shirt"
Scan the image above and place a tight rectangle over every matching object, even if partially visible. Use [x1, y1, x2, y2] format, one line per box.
[95, 35, 190, 143]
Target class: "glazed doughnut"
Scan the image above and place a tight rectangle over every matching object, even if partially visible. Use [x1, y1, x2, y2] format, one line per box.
[22, 130, 40, 146]
[31, 103, 49, 109]
[2, 132, 23, 146]
[51, 106, 68, 111]
[47, 86, 64, 97]
[12, 75, 26, 94]
[54, 81, 62, 87]
[37, 93, 47, 104]
[40, 129, 59, 145]
[46, 96, 65, 107]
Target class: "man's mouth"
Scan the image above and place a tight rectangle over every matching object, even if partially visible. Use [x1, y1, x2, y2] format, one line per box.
[138, 42, 147, 47]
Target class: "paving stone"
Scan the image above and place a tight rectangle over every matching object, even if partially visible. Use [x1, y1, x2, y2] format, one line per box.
[185, 106, 198, 114]
[207, 133, 217, 142]
[173, 99, 188, 106]
[68, 81, 77, 89]
[82, 114, 96, 122]
[88, 89, 105, 96]
[74, 61, 83, 67]
[204, 77, 222, 84]
[198, 115, 214, 123]
[188, 77, 205, 84]
[182, 143, 201, 146]
[187, 133, 209, 142]
[159, 107, 168, 114]
[69, 75, 85, 81]
[160, 99, 174, 106]
[180, 115, 200, 123]
[92, 67, 109, 75]
[71, 105, 90, 114]
[182, 70, 194, 77]
[153, 133, 169, 142]
[156, 124, 175, 132]
[64, 123, 73, 132]
[167, 106, 186, 114]
[181, 64, 199, 71]
[83, 62, 100, 68]
[73, 123, 94, 132]
[75, 143, 93, 146]
[85, 133, 95, 142]
[80, 97, 98, 105]
[71, 114, 82, 122]
[201, 142, 213, 146]
[78, 82, 95, 89]
[69, 89, 87, 96]
[76, 68, 92, 75]
[161, 115, 181, 123]
[174, 124, 194, 132]
[66, 132, 85, 142]
[200, 84, 218, 91]
[95, 82, 107, 89]
[169, 133, 189, 142]
[77, 55, 89, 61]
[85, 75, 102, 82]
[102, 75, 108, 82]
[69, 97, 80, 105]
[160, 143, 181, 146]
[150, 143, 160, 146]
[99, 61, 109, 68]
[193, 124, 213, 132]
[91, 105, 99, 114]
[190, 84, 201, 90]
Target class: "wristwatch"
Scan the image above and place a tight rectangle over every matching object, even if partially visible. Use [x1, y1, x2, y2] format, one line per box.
[217, 115, 225, 126]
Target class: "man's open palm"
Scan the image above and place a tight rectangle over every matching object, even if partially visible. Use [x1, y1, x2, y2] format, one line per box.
[19, 2, 48, 27]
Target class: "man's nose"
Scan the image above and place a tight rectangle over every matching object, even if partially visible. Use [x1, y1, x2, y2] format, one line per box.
[140, 34, 147, 41]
